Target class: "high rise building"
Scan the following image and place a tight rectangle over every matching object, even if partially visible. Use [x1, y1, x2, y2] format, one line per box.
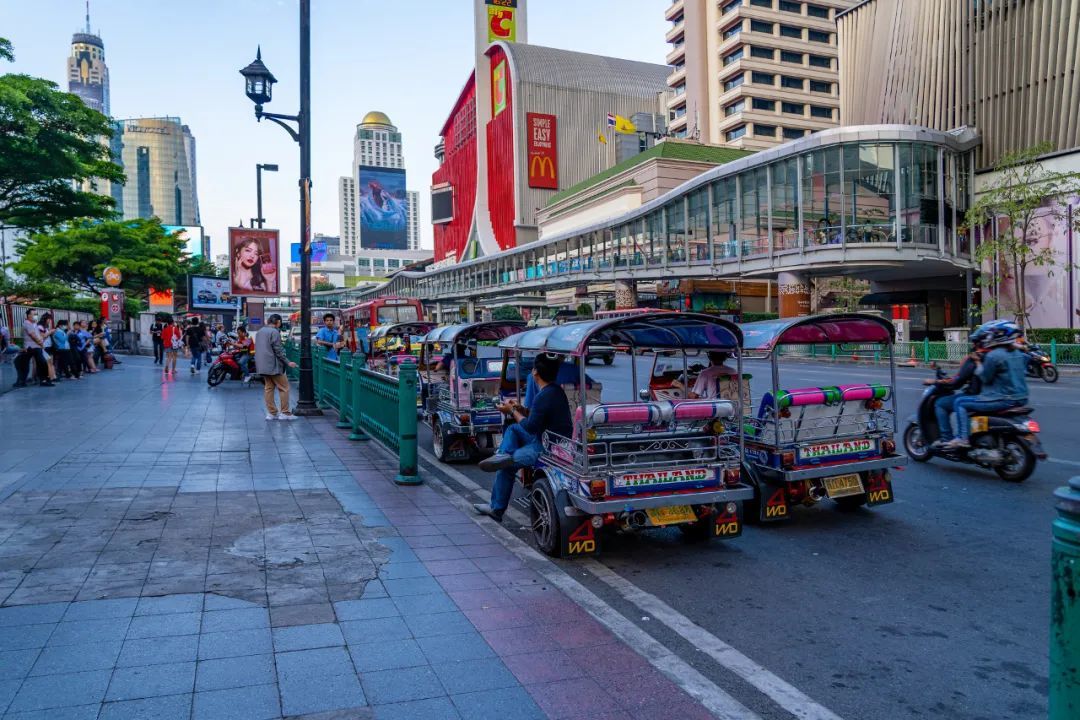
[665, 0, 852, 151]
[339, 112, 420, 255]
[67, 3, 110, 116]
[105, 117, 200, 227]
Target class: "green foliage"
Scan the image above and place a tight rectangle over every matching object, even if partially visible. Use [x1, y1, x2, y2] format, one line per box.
[967, 141, 1080, 329]
[575, 303, 594, 318]
[313, 280, 337, 292]
[183, 255, 227, 279]
[15, 218, 186, 297]
[1026, 328, 1079, 344]
[491, 306, 523, 321]
[0, 38, 13, 62]
[742, 312, 779, 322]
[0, 40, 124, 230]
[604, 299, 616, 311]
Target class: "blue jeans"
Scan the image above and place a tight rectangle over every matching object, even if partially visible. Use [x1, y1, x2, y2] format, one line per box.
[933, 394, 959, 441]
[238, 354, 251, 375]
[190, 350, 203, 371]
[491, 424, 541, 512]
[953, 396, 1021, 440]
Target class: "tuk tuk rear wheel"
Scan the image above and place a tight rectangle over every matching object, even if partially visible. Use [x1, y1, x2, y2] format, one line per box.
[432, 421, 451, 462]
[530, 480, 561, 557]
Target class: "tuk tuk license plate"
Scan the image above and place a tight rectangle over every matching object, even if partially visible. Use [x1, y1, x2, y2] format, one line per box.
[645, 505, 697, 526]
[823, 473, 864, 498]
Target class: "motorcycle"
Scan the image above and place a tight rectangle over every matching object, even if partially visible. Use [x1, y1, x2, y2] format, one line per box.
[207, 349, 253, 387]
[903, 366, 1046, 482]
[1024, 344, 1059, 383]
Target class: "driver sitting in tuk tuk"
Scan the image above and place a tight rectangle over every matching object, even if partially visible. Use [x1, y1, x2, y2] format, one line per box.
[474, 354, 572, 523]
[670, 351, 736, 399]
[496, 357, 595, 414]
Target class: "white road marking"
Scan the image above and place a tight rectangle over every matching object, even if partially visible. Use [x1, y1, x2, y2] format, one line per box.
[416, 446, 847, 720]
[1048, 457, 1080, 468]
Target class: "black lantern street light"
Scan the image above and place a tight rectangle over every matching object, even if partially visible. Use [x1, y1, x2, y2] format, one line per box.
[239, 0, 320, 416]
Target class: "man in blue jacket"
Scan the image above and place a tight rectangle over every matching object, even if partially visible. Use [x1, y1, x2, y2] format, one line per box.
[946, 321, 1028, 450]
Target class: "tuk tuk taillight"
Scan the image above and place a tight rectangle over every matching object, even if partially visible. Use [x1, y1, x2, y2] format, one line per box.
[882, 438, 896, 454]
[711, 420, 725, 434]
[458, 413, 471, 424]
[781, 451, 795, 468]
[589, 480, 606, 499]
[722, 468, 741, 486]
[865, 399, 883, 410]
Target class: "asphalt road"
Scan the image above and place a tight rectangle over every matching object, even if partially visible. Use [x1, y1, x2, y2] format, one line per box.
[416, 355, 1074, 720]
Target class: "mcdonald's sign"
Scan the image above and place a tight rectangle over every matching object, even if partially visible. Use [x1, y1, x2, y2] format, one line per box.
[526, 112, 558, 189]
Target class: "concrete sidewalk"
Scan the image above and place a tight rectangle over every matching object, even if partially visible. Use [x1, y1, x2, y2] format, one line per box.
[0, 356, 715, 720]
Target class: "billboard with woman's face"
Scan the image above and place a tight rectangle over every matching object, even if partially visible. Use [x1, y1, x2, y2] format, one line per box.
[228, 227, 280, 297]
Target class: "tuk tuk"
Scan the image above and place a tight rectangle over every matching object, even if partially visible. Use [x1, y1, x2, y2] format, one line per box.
[497, 312, 753, 558]
[420, 321, 527, 462]
[367, 321, 437, 375]
[739, 313, 906, 520]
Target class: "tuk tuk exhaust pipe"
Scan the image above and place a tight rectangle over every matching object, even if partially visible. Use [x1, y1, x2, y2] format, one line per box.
[628, 511, 649, 529]
[807, 484, 828, 502]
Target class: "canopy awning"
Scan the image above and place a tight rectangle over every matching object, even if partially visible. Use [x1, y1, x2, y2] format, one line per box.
[369, 322, 437, 340]
[422, 321, 527, 345]
[740, 313, 895, 353]
[498, 312, 742, 355]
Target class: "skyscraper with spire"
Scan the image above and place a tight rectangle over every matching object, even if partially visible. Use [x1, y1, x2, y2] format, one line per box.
[67, 1, 109, 116]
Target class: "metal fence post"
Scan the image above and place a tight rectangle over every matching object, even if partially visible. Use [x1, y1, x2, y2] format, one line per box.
[1051, 476, 1080, 719]
[349, 352, 369, 442]
[314, 346, 330, 409]
[922, 337, 930, 363]
[395, 362, 420, 485]
[1052, 338, 1058, 364]
[336, 350, 352, 429]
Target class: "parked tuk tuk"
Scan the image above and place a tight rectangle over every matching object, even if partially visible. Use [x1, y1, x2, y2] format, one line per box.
[740, 313, 906, 520]
[497, 312, 753, 558]
[420, 321, 527, 462]
[367, 321, 436, 375]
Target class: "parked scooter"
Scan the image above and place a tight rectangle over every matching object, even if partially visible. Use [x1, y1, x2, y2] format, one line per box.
[1024, 343, 1059, 383]
[207, 349, 253, 387]
[903, 366, 1046, 481]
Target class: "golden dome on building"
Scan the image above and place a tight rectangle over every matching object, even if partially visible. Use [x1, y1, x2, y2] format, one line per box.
[360, 111, 393, 127]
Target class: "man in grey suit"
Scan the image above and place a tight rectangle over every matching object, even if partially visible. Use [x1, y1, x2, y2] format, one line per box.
[255, 314, 298, 420]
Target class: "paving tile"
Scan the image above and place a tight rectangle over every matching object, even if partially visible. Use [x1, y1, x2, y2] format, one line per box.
[278, 671, 367, 717]
[30, 640, 122, 676]
[203, 594, 261, 611]
[433, 657, 520, 695]
[565, 643, 654, 680]
[135, 594, 203, 616]
[0, 648, 41, 679]
[526, 677, 619, 719]
[272, 622, 344, 651]
[404, 610, 476, 638]
[200, 607, 269, 634]
[192, 683, 281, 720]
[424, 559, 482, 577]
[481, 626, 561, 656]
[380, 561, 433, 580]
[195, 653, 275, 692]
[360, 581, 389, 599]
[125, 612, 200, 640]
[546, 619, 617, 649]
[362, 665, 445, 705]
[7, 669, 111, 712]
[0, 679, 20, 715]
[274, 646, 354, 683]
[447, 587, 515, 611]
[349, 638, 428, 673]
[98, 693, 192, 720]
[117, 635, 199, 667]
[450, 686, 546, 720]
[3, 704, 101, 720]
[47, 618, 130, 647]
[416, 632, 496, 664]
[197, 628, 273, 660]
[63, 598, 138, 621]
[372, 696, 462, 720]
[463, 605, 533, 631]
[269, 602, 334, 627]
[340, 615, 412, 645]
[390, 592, 458, 616]
[502, 650, 585, 685]
[382, 577, 444, 597]
[435, 572, 496, 592]
[0, 603, 68, 627]
[334, 598, 400, 621]
[105, 661, 196, 701]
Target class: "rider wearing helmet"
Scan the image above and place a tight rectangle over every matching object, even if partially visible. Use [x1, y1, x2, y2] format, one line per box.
[927, 332, 984, 448]
[944, 320, 1029, 450]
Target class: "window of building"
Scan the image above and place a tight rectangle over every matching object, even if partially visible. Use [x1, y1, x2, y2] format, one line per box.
[721, 0, 742, 14]
[783, 127, 806, 139]
[754, 124, 777, 137]
[809, 79, 832, 93]
[723, 48, 744, 65]
[722, 23, 743, 40]
[726, 125, 747, 141]
[752, 97, 776, 110]
[750, 0, 772, 6]
[806, 3, 829, 18]
[808, 29, 830, 43]
[782, 102, 805, 115]
[674, 83, 686, 95]
[750, 20, 774, 33]
[779, 0, 801, 12]
[671, 13, 684, 26]
[387, 259, 400, 269]
[779, 24, 802, 39]
[808, 54, 831, 68]
[357, 258, 371, 268]
[672, 60, 685, 72]
[373, 258, 386, 269]
[672, 128, 688, 139]
[752, 71, 775, 85]
[725, 99, 746, 116]
[724, 74, 745, 91]
[781, 75, 804, 89]
[750, 45, 775, 59]
[780, 50, 803, 64]
[810, 105, 833, 119]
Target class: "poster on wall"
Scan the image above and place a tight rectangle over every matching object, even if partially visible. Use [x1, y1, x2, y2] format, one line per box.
[190, 275, 240, 310]
[486, 0, 517, 43]
[357, 167, 408, 250]
[527, 112, 558, 189]
[227, 227, 280, 297]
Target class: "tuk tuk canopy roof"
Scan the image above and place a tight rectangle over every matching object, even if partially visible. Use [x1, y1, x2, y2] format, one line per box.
[369, 321, 437, 341]
[497, 312, 742, 355]
[422, 321, 527, 345]
[740, 313, 895, 353]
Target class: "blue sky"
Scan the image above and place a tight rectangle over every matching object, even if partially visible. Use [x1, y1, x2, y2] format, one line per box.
[1, 0, 668, 259]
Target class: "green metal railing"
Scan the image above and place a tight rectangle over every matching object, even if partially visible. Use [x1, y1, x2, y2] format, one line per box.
[777, 341, 1080, 366]
[1051, 476, 1080, 719]
[286, 342, 419, 485]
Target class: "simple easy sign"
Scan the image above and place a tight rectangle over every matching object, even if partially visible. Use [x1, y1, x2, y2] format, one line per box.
[527, 112, 557, 190]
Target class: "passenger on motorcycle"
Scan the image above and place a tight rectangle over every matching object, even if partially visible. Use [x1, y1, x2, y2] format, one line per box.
[944, 321, 1029, 450]
[927, 337, 983, 448]
[230, 328, 255, 381]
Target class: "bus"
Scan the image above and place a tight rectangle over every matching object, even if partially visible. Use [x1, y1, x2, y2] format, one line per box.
[341, 296, 425, 353]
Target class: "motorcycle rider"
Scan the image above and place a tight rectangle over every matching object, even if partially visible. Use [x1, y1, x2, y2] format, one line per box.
[927, 332, 984, 449]
[945, 320, 1029, 450]
[230, 327, 255, 381]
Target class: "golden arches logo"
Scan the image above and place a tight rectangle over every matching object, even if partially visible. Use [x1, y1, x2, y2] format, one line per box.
[530, 155, 555, 179]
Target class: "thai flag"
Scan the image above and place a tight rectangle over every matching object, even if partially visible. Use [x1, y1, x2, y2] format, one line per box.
[606, 113, 616, 127]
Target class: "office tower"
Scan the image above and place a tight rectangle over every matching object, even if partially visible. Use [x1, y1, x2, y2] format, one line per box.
[67, 2, 110, 115]
[106, 117, 200, 227]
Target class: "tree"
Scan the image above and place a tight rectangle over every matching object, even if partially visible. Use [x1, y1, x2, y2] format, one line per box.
[491, 306, 522, 321]
[966, 141, 1080, 329]
[0, 39, 124, 230]
[576, 303, 594, 318]
[15, 218, 186, 297]
[183, 255, 227, 279]
[313, 280, 337, 292]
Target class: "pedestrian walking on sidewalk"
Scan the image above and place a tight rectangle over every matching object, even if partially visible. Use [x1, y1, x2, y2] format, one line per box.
[150, 317, 164, 364]
[255, 313, 297, 421]
[161, 318, 182, 375]
[185, 318, 205, 374]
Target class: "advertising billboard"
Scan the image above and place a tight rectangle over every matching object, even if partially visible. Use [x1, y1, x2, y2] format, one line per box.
[527, 113, 558, 189]
[227, 227, 280, 297]
[290, 241, 327, 264]
[358, 167, 408, 250]
[190, 275, 239, 311]
[492, 60, 507, 116]
[165, 225, 205, 257]
[486, 0, 517, 43]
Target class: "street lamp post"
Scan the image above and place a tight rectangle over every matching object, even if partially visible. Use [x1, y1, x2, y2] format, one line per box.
[254, 163, 279, 229]
[239, 0, 320, 416]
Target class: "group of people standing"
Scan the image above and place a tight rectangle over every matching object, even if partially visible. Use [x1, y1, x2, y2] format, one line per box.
[11, 309, 117, 389]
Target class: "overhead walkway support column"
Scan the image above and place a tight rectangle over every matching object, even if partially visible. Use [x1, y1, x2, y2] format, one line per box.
[778, 272, 811, 318]
[614, 280, 638, 310]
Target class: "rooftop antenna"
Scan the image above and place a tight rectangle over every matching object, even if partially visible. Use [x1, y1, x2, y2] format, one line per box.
[85, 0, 91, 33]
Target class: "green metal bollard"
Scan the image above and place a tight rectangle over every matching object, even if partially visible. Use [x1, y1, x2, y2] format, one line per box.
[315, 346, 331, 409]
[348, 351, 369, 442]
[1051, 338, 1058, 365]
[395, 362, 420, 485]
[830, 344, 836, 360]
[336, 350, 352, 429]
[923, 337, 930, 363]
[1051, 476, 1080, 719]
